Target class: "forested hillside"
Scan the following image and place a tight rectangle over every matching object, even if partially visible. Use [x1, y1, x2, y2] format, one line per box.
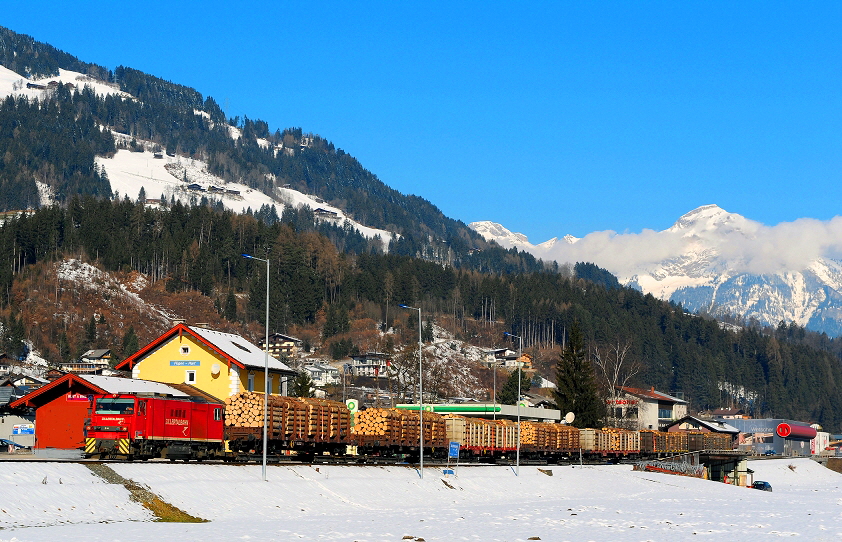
[2, 199, 842, 429]
[0, 25, 550, 273]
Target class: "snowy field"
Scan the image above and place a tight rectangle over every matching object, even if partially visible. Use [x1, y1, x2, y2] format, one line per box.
[0, 458, 839, 541]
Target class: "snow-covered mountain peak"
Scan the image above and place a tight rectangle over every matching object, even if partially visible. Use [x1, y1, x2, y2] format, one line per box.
[469, 221, 531, 248]
[472, 205, 842, 336]
[668, 204, 755, 238]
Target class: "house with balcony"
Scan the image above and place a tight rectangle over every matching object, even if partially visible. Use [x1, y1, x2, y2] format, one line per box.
[349, 352, 389, 377]
[259, 333, 302, 359]
[609, 386, 688, 430]
[60, 349, 112, 374]
[302, 363, 341, 387]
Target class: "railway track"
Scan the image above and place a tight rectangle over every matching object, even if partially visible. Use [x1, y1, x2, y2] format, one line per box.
[0, 453, 633, 467]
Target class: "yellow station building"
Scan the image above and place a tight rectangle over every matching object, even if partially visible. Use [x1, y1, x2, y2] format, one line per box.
[116, 324, 297, 399]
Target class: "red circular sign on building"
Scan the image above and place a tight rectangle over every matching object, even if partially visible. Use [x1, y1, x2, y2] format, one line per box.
[776, 423, 792, 437]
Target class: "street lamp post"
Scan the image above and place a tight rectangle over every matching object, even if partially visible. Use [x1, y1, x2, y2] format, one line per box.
[504, 331, 523, 476]
[243, 253, 270, 482]
[492, 360, 498, 420]
[399, 304, 423, 479]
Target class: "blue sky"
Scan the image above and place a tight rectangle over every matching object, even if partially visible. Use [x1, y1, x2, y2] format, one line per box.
[4, 2, 841, 242]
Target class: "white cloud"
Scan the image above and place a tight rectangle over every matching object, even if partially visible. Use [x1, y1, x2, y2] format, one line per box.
[537, 214, 842, 279]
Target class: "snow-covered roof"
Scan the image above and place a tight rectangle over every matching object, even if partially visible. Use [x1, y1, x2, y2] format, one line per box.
[188, 326, 294, 373]
[618, 386, 687, 404]
[668, 415, 740, 434]
[82, 375, 189, 397]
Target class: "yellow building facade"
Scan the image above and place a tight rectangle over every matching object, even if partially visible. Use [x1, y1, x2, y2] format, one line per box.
[116, 324, 296, 399]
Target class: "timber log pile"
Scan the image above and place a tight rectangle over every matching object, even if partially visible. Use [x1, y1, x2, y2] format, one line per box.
[444, 415, 517, 450]
[521, 421, 551, 449]
[352, 408, 446, 447]
[603, 428, 640, 452]
[703, 432, 732, 450]
[548, 424, 580, 450]
[224, 392, 350, 442]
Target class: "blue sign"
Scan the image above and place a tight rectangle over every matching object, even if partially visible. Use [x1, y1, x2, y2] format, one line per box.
[170, 360, 201, 366]
[448, 441, 460, 458]
[13, 424, 34, 435]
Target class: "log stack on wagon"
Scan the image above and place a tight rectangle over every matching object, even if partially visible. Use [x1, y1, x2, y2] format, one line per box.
[703, 432, 732, 450]
[224, 392, 351, 444]
[352, 408, 446, 449]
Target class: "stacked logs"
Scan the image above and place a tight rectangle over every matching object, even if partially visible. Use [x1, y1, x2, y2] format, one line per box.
[353, 408, 446, 447]
[602, 427, 640, 452]
[703, 432, 732, 450]
[224, 392, 350, 442]
[549, 424, 580, 450]
[521, 421, 552, 449]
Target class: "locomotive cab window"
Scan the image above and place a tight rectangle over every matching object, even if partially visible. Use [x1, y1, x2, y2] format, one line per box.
[214, 408, 222, 421]
[95, 398, 135, 415]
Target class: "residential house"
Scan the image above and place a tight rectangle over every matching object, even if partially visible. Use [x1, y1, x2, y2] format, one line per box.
[259, 333, 302, 359]
[60, 349, 112, 374]
[350, 352, 389, 377]
[665, 415, 740, 437]
[483, 348, 531, 370]
[610, 386, 688, 430]
[302, 363, 341, 387]
[116, 323, 297, 399]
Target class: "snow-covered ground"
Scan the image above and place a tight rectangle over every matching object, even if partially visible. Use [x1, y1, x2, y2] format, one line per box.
[0, 458, 838, 541]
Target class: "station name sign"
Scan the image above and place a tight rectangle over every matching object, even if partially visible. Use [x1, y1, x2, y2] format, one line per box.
[170, 360, 201, 366]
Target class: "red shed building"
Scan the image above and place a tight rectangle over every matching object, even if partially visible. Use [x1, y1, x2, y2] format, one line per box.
[9, 374, 203, 455]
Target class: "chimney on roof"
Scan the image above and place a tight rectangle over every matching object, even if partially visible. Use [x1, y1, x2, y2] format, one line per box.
[651, 386, 655, 392]
[194, 322, 210, 329]
[172, 318, 185, 326]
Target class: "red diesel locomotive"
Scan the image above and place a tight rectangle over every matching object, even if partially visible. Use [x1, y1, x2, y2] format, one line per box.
[85, 393, 225, 460]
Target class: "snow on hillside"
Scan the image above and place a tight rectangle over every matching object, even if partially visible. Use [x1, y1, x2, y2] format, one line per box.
[55, 259, 173, 326]
[0, 62, 395, 245]
[96, 148, 395, 243]
[0, 458, 838, 540]
[422, 324, 487, 397]
[0, 65, 129, 101]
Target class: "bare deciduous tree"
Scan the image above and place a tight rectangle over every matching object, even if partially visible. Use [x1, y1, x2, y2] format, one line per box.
[592, 339, 640, 429]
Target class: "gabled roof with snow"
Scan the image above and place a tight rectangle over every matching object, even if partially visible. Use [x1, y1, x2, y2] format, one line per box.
[666, 415, 739, 434]
[617, 386, 687, 404]
[116, 324, 295, 374]
[9, 373, 188, 408]
[81, 349, 111, 360]
[82, 375, 190, 396]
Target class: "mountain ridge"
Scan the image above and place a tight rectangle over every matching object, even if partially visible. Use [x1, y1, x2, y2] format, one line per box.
[472, 205, 842, 336]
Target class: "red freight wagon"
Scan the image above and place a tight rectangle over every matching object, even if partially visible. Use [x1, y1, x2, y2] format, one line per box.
[85, 394, 224, 460]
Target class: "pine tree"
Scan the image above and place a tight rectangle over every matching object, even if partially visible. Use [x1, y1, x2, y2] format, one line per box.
[58, 332, 71, 362]
[85, 316, 97, 347]
[291, 370, 315, 397]
[224, 291, 238, 321]
[121, 325, 139, 361]
[496, 368, 531, 405]
[422, 319, 434, 343]
[554, 322, 604, 428]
